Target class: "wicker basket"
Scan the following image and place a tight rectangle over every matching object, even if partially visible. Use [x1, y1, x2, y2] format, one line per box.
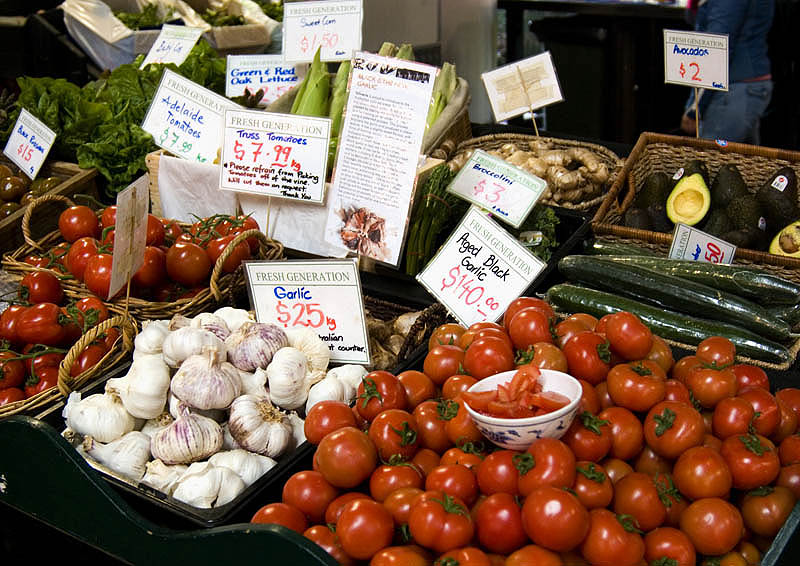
[450, 133, 624, 212]
[0, 313, 136, 418]
[592, 132, 800, 268]
[1, 195, 285, 320]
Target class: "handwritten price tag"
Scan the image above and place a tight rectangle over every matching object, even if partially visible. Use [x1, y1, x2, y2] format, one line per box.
[481, 51, 563, 122]
[2, 108, 56, 180]
[244, 259, 370, 364]
[140, 25, 204, 69]
[141, 69, 239, 164]
[664, 30, 729, 91]
[447, 149, 547, 228]
[417, 206, 546, 327]
[283, 0, 363, 63]
[108, 175, 149, 299]
[225, 55, 304, 105]
[219, 109, 330, 203]
[668, 223, 736, 264]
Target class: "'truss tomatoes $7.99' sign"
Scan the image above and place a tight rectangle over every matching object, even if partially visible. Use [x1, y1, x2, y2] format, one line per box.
[417, 206, 546, 327]
[244, 259, 370, 364]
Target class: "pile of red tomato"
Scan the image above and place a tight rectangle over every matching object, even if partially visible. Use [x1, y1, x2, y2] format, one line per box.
[248, 296, 800, 566]
[23, 204, 260, 301]
[0, 270, 115, 406]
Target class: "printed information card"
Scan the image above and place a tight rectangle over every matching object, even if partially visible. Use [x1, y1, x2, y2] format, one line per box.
[225, 55, 304, 105]
[244, 259, 370, 364]
[283, 0, 363, 63]
[664, 30, 729, 91]
[482, 51, 563, 122]
[668, 223, 736, 264]
[417, 206, 546, 327]
[3, 108, 57, 180]
[108, 175, 150, 299]
[140, 25, 204, 69]
[219, 108, 331, 203]
[141, 69, 239, 164]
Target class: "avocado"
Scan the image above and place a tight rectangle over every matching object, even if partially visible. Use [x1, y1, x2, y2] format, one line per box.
[646, 202, 674, 232]
[624, 207, 654, 230]
[757, 167, 799, 232]
[722, 227, 766, 249]
[711, 164, 749, 208]
[700, 208, 734, 237]
[672, 159, 710, 185]
[726, 194, 767, 232]
[634, 172, 672, 208]
[770, 220, 800, 257]
[665, 173, 711, 226]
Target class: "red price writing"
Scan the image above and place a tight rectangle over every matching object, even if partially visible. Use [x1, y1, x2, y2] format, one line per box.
[473, 179, 505, 204]
[704, 242, 725, 263]
[276, 300, 337, 331]
[17, 143, 33, 162]
[440, 265, 501, 320]
[679, 61, 702, 82]
[232, 141, 301, 172]
[299, 31, 340, 54]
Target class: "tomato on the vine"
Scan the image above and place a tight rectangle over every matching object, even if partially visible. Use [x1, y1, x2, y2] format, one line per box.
[132, 246, 167, 289]
[58, 205, 99, 242]
[0, 351, 25, 389]
[16, 302, 64, 346]
[165, 240, 212, 287]
[0, 304, 26, 347]
[23, 365, 58, 398]
[20, 271, 63, 305]
[84, 252, 115, 299]
[205, 235, 251, 274]
[0, 387, 25, 406]
[66, 236, 99, 281]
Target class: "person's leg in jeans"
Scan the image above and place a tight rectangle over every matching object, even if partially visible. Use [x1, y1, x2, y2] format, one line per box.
[700, 81, 773, 144]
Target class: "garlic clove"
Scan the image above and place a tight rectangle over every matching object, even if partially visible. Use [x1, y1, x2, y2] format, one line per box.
[208, 449, 277, 486]
[151, 408, 223, 465]
[81, 431, 151, 482]
[325, 365, 368, 404]
[63, 392, 136, 444]
[105, 354, 170, 419]
[305, 375, 346, 414]
[266, 347, 309, 410]
[133, 319, 170, 356]
[393, 310, 422, 336]
[228, 395, 292, 458]
[170, 352, 242, 410]
[238, 367, 269, 398]
[162, 327, 226, 368]
[191, 313, 231, 341]
[285, 411, 306, 452]
[285, 327, 330, 374]
[171, 462, 246, 508]
[141, 459, 187, 495]
[215, 467, 247, 506]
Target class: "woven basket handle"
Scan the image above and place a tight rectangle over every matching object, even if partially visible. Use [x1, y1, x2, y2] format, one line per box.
[22, 194, 76, 251]
[57, 313, 136, 396]
[208, 229, 270, 301]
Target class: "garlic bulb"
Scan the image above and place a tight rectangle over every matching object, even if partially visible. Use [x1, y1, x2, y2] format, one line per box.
[141, 459, 187, 495]
[172, 462, 246, 508]
[221, 422, 241, 450]
[228, 395, 292, 457]
[238, 367, 269, 398]
[170, 352, 242, 410]
[168, 314, 192, 331]
[167, 393, 227, 423]
[151, 406, 223, 465]
[325, 365, 368, 403]
[81, 431, 151, 481]
[105, 355, 170, 419]
[286, 327, 330, 373]
[225, 322, 288, 372]
[162, 327, 226, 368]
[285, 411, 306, 452]
[305, 374, 347, 414]
[140, 412, 174, 438]
[191, 313, 230, 341]
[208, 449, 277, 486]
[63, 392, 136, 444]
[133, 320, 170, 356]
[266, 347, 309, 409]
[213, 307, 253, 334]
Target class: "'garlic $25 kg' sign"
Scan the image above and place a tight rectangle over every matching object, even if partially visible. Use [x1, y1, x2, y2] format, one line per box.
[244, 259, 370, 364]
[417, 206, 546, 327]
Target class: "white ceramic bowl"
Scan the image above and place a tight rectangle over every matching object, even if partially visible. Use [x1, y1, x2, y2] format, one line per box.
[463, 368, 582, 450]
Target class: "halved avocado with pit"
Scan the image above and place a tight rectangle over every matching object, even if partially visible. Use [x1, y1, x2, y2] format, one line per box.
[666, 173, 711, 226]
[769, 221, 800, 257]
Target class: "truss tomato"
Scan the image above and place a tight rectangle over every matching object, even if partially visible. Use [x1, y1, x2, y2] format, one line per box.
[58, 205, 99, 242]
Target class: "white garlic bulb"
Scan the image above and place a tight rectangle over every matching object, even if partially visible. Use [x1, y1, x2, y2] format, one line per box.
[191, 313, 230, 341]
[228, 395, 292, 458]
[305, 374, 347, 414]
[141, 459, 187, 495]
[133, 320, 170, 356]
[238, 367, 269, 398]
[168, 314, 192, 331]
[105, 354, 170, 419]
[167, 393, 226, 423]
[266, 347, 309, 409]
[81, 431, 151, 482]
[213, 307, 253, 334]
[151, 406, 223, 465]
[286, 327, 330, 373]
[140, 412, 174, 439]
[325, 365, 368, 403]
[225, 322, 288, 372]
[208, 449, 276, 486]
[162, 327, 226, 368]
[170, 352, 242, 410]
[172, 462, 246, 508]
[63, 392, 136, 444]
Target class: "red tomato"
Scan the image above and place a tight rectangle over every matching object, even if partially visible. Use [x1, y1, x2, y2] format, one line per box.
[16, 302, 64, 346]
[83, 252, 115, 299]
[336, 498, 394, 560]
[476, 450, 520, 495]
[598, 406, 644, 461]
[572, 461, 613, 510]
[738, 386, 780, 438]
[517, 437, 576, 496]
[773, 396, 798, 444]
[602, 457, 634, 485]
[66, 236, 99, 281]
[408, 491, 474, 553]
[562, 331, 611, 385]
[741, 485, 796, 537]
[69, 344, 107, 378]
[777, 463, 800, 499]
[423, 344, 465, 386]
[428, 323, 466, 351]
[441, 374, 477, 400]
[643, 527, 696, 566]
[58, 205, 99, 242]
[607, 359, 666, 412]
[463, 336, 514, 380]
[458, 327, 513, 351]
[525, 342, 569, 373]
[686, 366, 738, 409]
[0, 352, 25, 389]
[75, 296, 109, 327]
[356, 371, 408, 421]
[304, 525, 354, 565]
[231, 214, 261, 252]
[712, 397, 755, 440]
[663, 378, 692, 405]
[505, 545, 563, 566]
[251, 502, 308, 533]
[100, 205, 116, 229]
[508, 307, 553, 350]
[672, 445, 732, 500]
[577, 379, 601, 414]
[555, 319, 593, 350]
[612, 471, 667, 532]
[369, 464, 424, 502]
[645, 335, 675, 374]
[444, 396, 484, 446]
[325, 492, 371, 525]
[413, 399, 452, 454]
[166, 241, 212, 287]
[131, 246, 167, 288]
[436, 547, 490, 566]
[503, 297, 555, 327]
[368, 409, 420, 461]
[397, 370, 437, 409]
[412, 449, 441, 478]
[521, 485, 589, 552]
[643, 401, 705, 460]
[382, 486, 424, 525]
[145, 214, 165, 246]
[20, 271, 63, 305]
[605, 311, 653, 360]
[0, 387, 25, 406]
[779, 434, 800, 466]
[720, 433, 780, 490]
[282, 470, 339, 524]
[315, 426, 377, 489]
[370, 545, 430, 566]
[440, 446, 483, 470]
[21, 344, 63, 377]
[304, 400, 357, 445]
[161, 218, 184, 241]
[425, 464, 478, 506]
[580, 509, 645, 566]
[731, 364, 769, 391]
[0, 304, 27, 347]
[634, 445, 673, 476]
[696, 336, 737, 367]
[679, 497, 743, 556]
[23, 365, 58, 398]
[205, 234, 251, 274]
[776, 388, 800, 422]
[562, 411, 612, 463]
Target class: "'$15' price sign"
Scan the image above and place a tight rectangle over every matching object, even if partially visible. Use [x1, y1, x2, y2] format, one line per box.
[440, 265, 501, 321]
[275, 300, 337, 331]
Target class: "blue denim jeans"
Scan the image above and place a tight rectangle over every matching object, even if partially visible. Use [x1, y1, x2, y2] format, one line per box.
[697, 80, 773, 145]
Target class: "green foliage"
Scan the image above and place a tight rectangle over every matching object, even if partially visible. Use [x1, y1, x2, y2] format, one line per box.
[114, 3, 174, 30]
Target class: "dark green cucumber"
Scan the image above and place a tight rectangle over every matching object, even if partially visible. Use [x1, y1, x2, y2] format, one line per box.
[546, 283, 791, 364]
[591, 255, 800, 305]
[588, 239, 660, 257]
[768, 303, 800, 328]
[558, 255, 791, 341]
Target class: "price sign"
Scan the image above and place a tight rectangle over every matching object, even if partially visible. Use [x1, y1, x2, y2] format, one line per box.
[225, 55, 304, 105]
[244, 259, 370, 364]
[664, 30, 729, 91]
[282, 0, 363, 63]
[481, 51, 563, 122]
[140, 25, 204, 69]
[220, 109, 330, 202]
[417, 206, 546, 327]
[668, 223, 736, 264]
[447, 149, 547, 228]
[3, 108, 56, 180]
[142, 69, 239, 164]
[108, 175, 149, 300]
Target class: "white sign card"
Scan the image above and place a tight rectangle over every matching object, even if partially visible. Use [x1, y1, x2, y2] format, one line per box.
[447, 149, 547, 228]
[282, 0, 363, 63]
[664, 30, 729, 91]
[323, 52, 436, 266]
[3, 108, 57, 180]
[108, 175, 150, 299]
[141, 69, 239, 164]
[417, 206, 546, 327]
[668, 223, 736, 264]
[244, 259, 370, 364]
[482, 51, 563, 122]
[140, 24, 204, 69]
[219, 109, 331, 203]
[225, 55, 305, 105]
